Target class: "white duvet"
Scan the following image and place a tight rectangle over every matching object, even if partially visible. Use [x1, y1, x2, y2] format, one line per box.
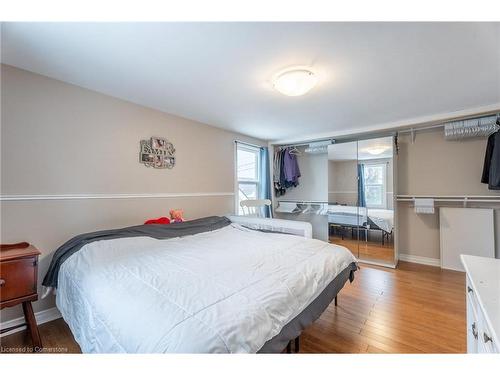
[56, 224, 356, 353]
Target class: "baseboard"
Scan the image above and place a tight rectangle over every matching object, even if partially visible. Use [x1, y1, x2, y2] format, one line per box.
[0, 307, 62, 337]
[398, 253, 440, 267]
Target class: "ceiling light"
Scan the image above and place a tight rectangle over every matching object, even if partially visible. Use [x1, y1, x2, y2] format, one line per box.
[272, 68, 317, 96]
[365, 146, 390, 155]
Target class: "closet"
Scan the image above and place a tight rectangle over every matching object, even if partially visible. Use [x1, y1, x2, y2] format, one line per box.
[327, 137, 397, 267]
[273, 145, 329, 241]
[273, 136, 398, 267]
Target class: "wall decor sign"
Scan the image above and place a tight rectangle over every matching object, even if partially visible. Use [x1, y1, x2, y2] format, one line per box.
[139, 137, 176, 169]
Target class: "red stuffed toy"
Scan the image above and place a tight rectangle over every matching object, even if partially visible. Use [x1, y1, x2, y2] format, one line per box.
[144, 217, 171, 225]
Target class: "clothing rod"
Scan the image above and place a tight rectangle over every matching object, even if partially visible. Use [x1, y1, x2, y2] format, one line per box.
[234, 140, 264, 149]
[397, 198, 500, 203]
[397, 195, 500, 199]
[397, 113, 500, 135]
[273, 139, 334, 148]
[397, 124, 445, 134]
[277, 199, 328, 204]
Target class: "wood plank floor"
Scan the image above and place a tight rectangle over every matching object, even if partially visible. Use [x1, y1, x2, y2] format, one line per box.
[0, 261, 466, 354]
[330, 237, 395, 265]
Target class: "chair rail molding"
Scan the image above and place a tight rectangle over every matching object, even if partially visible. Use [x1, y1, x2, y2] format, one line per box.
[0, 192, 235, 201]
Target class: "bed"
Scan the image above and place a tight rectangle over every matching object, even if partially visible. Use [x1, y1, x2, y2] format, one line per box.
[43, 216, 357, 353]
[327, 205, 394, 243]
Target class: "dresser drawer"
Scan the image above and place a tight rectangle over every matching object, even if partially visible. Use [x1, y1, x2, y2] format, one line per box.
[476, 302, 499, 353]
[0, 256, 37, 303]
[466, 276, 479, 312]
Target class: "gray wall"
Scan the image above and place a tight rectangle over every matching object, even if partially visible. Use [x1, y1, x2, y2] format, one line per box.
[397, 129, 500, 260]
[0, 64, 265, 322]
[279, 147, 328, 202]
[328, 158, 393, 209]
[328, 160, 357, 205]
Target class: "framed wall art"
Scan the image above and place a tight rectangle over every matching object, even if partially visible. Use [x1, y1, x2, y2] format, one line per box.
[139, 137, 176, 169]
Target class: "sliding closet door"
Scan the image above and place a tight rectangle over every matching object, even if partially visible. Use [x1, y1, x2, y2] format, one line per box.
[357, 137, 395, 266]
[327, 141, 360, 258]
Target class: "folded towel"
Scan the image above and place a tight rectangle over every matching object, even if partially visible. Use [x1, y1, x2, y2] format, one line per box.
[414, 198, 435, 214]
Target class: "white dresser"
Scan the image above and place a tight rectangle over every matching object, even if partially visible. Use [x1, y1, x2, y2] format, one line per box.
[461, 255, 500, 353]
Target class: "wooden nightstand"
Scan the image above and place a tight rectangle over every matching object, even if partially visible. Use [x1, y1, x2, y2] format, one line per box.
[0, 242, 42, 349]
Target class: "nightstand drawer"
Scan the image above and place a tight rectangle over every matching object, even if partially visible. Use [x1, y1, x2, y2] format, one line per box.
[0, 256, 37, 302]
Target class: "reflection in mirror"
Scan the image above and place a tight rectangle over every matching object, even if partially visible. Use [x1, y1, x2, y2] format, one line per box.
[357, 137, 394, 266]
[327, 137, 395, 266]
[327, 141, 360, 258]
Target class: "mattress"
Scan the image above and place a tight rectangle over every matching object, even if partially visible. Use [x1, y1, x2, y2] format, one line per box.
[56, 223, 357, 353]
[327, 205, 367, 227]
[366, 208, 394, 233]
[327, 205, 394, 233]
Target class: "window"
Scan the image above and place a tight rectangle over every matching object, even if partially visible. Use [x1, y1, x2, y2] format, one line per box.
[236, 143, 261, 214]
[363, 163, 387, 209]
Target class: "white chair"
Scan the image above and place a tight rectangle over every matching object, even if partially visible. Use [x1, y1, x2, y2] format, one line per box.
[239, 199, 272, 218]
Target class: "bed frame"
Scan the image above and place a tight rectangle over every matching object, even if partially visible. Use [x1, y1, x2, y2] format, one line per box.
[258, 261, 357, 353]
[329, 221, 393, 245]
[286, 294, 339, 353]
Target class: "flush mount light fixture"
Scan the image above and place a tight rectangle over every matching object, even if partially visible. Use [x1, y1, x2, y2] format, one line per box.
[365, 146, 390, 155]
[272, 67, 317, 96]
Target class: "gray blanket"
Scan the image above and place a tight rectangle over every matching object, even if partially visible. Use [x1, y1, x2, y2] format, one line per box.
[42, 216, 231, 288]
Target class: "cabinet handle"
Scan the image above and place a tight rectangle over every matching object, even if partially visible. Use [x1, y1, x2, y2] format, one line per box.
[484, 333, 493, 344]
[0, 279, 5, 287]
[472, 323, 478, 339]
[467, 286, 473, 293]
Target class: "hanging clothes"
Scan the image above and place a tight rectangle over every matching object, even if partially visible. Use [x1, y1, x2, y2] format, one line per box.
[273, 147, 301, 196]
[481, 120, 500, 190]
[283, 148, 301, 187]
[273, 148, 286, 196]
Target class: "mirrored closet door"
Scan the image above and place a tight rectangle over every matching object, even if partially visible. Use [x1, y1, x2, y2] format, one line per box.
[327, 141, 360, 258]
[327, 136, 396, 267]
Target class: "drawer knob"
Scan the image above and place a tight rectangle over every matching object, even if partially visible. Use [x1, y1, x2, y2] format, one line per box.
[472, 323, 478, 339]
[484, 333, 493, 344]
[0, 278, 5, 287]
[467, 286, 473, 293]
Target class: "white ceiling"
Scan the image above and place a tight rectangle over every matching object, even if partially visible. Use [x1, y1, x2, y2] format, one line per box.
[2, 22, 499, 142]
[328, 137, 393, 161]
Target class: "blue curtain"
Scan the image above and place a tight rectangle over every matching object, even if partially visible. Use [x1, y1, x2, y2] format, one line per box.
[259, 147, 272, 217]
[358, 163, 366, 207]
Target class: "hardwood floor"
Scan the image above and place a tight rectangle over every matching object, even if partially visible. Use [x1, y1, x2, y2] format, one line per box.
[0, 317, 80, 354]
[302, 261, 466, 353]
[330, 237, 395, 265]
[0, 261, 466, 354]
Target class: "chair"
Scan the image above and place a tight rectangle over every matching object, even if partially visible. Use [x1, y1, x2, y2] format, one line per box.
[239, 199, 272, 218]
